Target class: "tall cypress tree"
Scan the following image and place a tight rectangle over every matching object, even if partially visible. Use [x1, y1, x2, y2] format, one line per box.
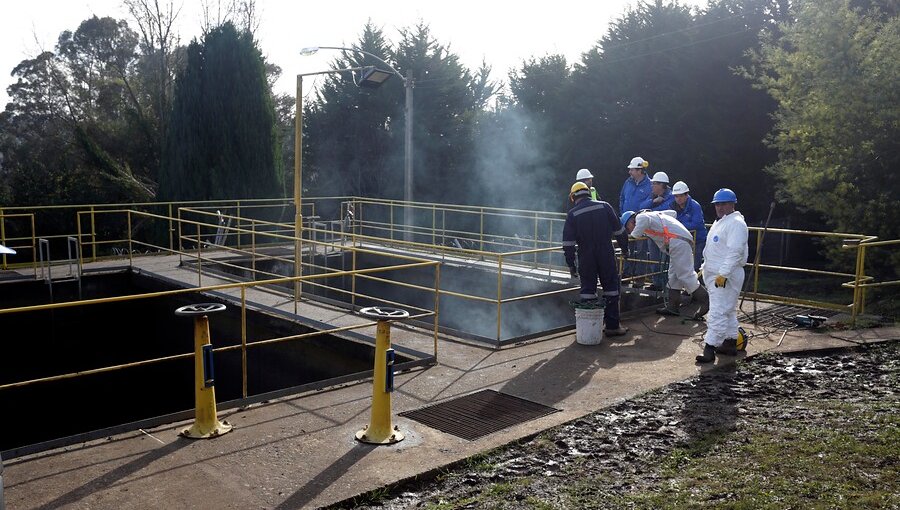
[159, 22, 280, 201]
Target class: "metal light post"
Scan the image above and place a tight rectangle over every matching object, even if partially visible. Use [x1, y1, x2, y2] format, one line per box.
[301, 46, 414, 240]
[293, 65, 390, 302]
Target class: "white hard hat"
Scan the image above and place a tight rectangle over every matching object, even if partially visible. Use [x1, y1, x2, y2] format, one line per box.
[575, 168, 593, 180]
[651, 171, 670, 184]
[627, 157, 648, 169]
[672, 181, 689, 194]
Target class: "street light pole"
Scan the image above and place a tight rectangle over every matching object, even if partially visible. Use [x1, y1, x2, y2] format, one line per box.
[294, 74, 303, 305]
[404, 69, 414, 238]
[293, 66, 379, 304]
[301, 46, 415, 239]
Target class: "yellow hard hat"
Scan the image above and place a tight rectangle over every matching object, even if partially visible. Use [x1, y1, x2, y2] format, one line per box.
[570, 182, 591, 201]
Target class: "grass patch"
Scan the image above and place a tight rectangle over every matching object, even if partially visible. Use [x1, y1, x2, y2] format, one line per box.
[606, 400, 900, 509]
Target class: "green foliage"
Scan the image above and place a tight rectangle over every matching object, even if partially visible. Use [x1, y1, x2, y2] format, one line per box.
[0, 16, 156, 205]
[750, 0, 900, 273]
[495, 0, 787, 220]
[159, 22, 280, 201]
[303, 22, 497, 205]
[304, 23, 401, 200]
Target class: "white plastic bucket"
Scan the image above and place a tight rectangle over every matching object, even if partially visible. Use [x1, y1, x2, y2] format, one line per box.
[575, 307, 604, 345]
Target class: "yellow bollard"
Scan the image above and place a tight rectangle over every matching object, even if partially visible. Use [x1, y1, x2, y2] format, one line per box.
[175, 303, 233, 439]
[356, 306, 409, 444]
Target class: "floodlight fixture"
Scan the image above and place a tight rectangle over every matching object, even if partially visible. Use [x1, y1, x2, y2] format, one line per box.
[358, 66, 393, 88]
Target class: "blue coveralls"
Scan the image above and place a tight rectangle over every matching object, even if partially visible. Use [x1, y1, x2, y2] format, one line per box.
[563, 199, 628, 329]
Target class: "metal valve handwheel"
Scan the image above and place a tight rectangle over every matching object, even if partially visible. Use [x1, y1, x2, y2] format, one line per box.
[175, 303, 227, 316]
[359, 306, 409, 320]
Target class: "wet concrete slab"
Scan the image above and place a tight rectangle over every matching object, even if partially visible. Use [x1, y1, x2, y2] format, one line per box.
[3, 257, 896, 509]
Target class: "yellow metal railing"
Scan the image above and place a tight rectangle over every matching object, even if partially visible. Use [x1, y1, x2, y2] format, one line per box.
[3, 197, 896, 346]
[0, 207, 441, 402]
[0, 212, 36, 275]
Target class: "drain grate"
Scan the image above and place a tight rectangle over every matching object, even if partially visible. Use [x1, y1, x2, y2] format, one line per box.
[400, 389, 559, 441]
[740, 304, 841, 329]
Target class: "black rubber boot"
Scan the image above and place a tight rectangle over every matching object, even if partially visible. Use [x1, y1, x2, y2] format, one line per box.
[695, 343, 716, 363]
[716, 338, 738, 356]
[656, 288, 681, 316]
[691, 285, 710, 319]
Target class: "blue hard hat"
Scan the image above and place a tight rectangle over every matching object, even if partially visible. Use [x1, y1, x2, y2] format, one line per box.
[711, 188, 737, 204]
[620, 210, 636, 228]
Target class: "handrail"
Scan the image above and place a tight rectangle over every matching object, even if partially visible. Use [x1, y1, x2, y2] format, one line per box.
[3, 198, 895, 346]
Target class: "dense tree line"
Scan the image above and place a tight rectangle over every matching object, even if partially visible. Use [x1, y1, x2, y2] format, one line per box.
[1, 0, 897, 257]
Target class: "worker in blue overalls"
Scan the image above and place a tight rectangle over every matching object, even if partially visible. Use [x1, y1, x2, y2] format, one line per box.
[563, 182, 629, 337]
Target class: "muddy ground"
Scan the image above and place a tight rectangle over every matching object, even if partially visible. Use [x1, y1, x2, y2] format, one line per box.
[330, 342, 899, 509]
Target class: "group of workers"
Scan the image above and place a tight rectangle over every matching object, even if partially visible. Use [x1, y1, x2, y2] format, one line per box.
[562, 157, 749, 364]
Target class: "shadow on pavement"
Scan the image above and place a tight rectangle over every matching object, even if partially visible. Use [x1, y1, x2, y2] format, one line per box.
[35, 437, 192, 509]
[275, 443, 374, 510]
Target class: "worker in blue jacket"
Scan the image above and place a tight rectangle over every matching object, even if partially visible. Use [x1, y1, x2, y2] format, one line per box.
[671, 180, 707, 271]
[640, 171, 676, 211]
[563, 182, 629, 337]
[639, 171, 675, 289]
[619, 157, 652, 214]
[619, 157, 653, 285]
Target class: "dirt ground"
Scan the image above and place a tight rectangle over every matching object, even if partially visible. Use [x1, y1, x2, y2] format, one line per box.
[329, 341, 900, 509]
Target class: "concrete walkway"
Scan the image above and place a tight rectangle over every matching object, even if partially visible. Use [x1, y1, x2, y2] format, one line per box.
[3, 274, 896, 509]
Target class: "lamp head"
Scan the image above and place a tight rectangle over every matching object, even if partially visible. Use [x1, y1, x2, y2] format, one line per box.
[299, 46, 320, 56]
[358, 66, 393, 88]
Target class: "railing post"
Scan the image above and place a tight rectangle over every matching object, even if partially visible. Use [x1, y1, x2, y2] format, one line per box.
[433, 263, 441, 361]
[753, 229, 763, 297]
[480, 208, 485, 252]
[0, 208, 6, 270]
[432, 204, 436, 247]
[176, 207, 182, 263]
[236, 201, 242, 250]
[251, 219, 257, 275]
[351, 247, 358, 309]
[30, 215, 37, 279]
[533, 213, 539, 268]
[241, 287, 248, 399]
[127, 210, 133, 268]
[175, 303, 233, 439]
[91, 206, 97, 262]
[497, 254, 503, 346]
[851, 242, 863, 326]
[197, 222, 202, 287]
[859, 243, 868, 314]
[168, 203, 174, 253]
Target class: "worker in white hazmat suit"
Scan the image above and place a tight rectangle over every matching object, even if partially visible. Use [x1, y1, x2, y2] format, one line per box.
[696, 188, 748, 363]
[620, 209, 709, 318]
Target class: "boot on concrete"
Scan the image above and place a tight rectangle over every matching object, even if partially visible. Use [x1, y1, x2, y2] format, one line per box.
[695, 343, 716, 363]
[656, 288, 681, 316]
[715, 338, 738, 356]
[605, 326, 629, 337]
[691, 285, 710, 319]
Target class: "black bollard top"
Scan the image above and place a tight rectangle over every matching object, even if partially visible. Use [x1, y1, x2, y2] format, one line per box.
[359, 306, 410, 321]
[175, 303, 227, 317]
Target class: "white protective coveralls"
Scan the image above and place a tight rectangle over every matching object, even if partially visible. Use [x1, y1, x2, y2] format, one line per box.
[630, 210, 700, 294]
[700, 211, 748, 347]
